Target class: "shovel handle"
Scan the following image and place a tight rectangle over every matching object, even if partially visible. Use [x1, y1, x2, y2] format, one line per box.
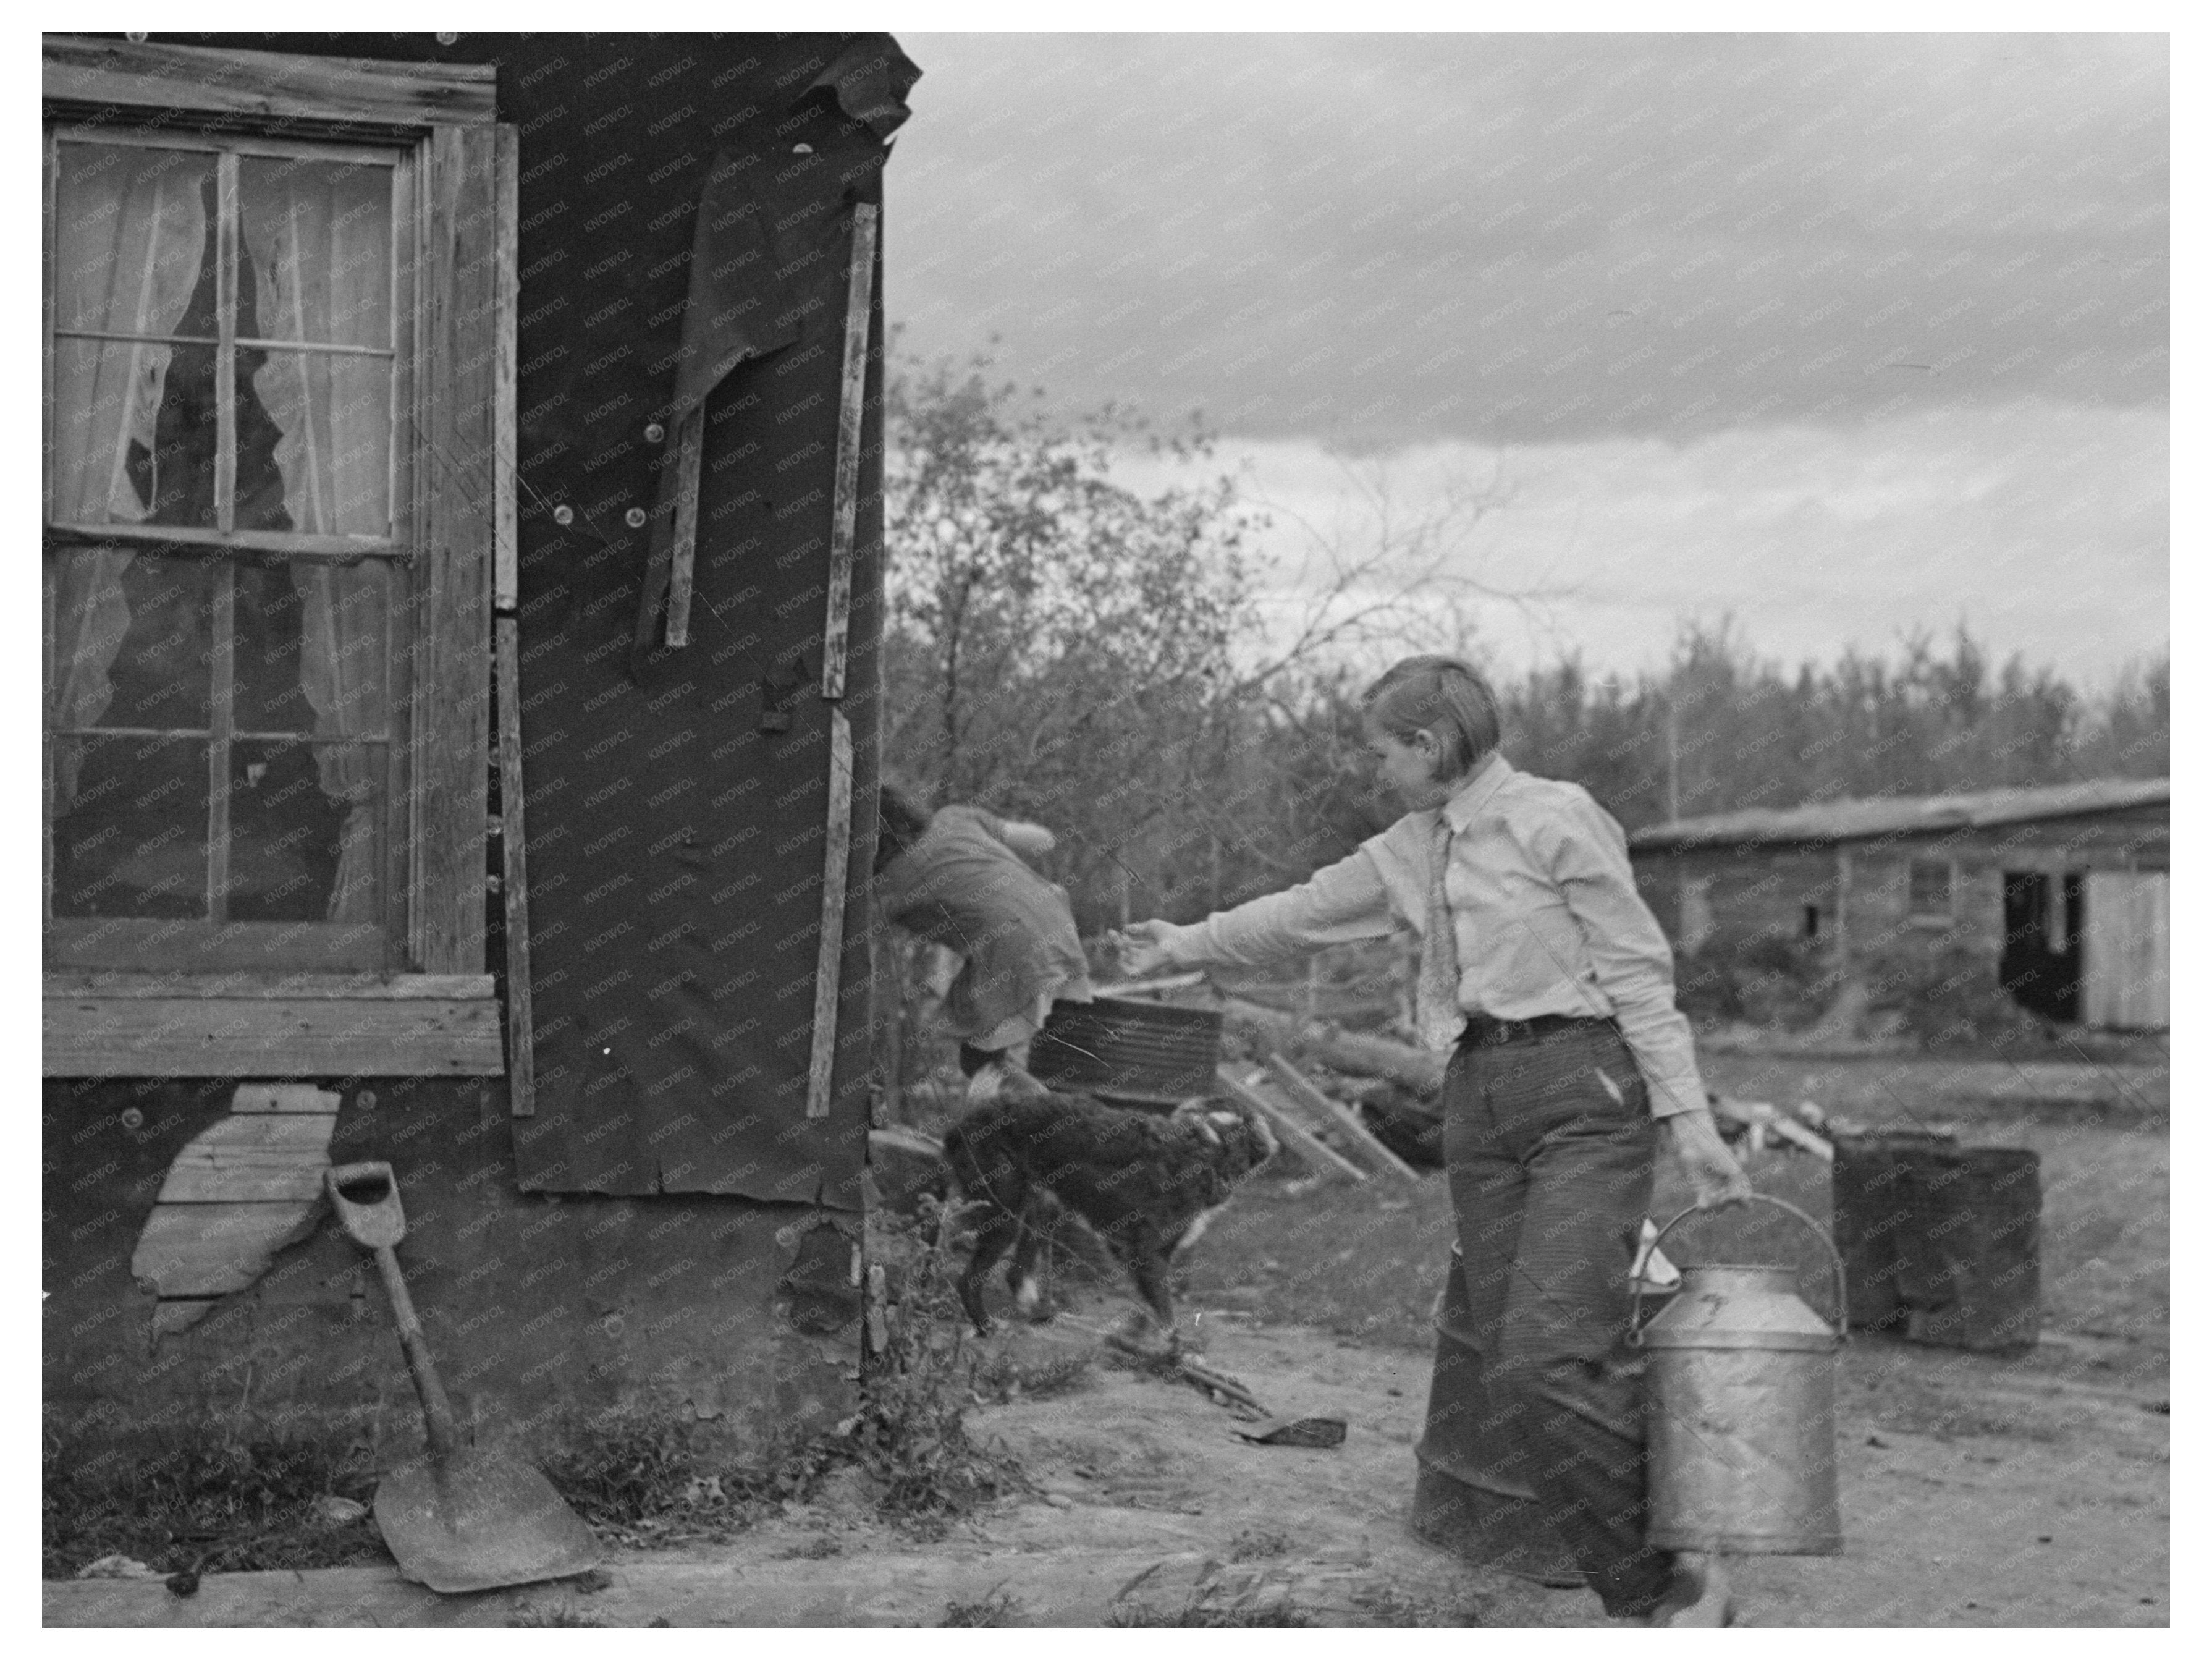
[371, 1243, 463, 1461]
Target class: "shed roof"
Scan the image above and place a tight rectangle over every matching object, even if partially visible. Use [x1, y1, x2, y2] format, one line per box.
[1629, 776, 2168, 854]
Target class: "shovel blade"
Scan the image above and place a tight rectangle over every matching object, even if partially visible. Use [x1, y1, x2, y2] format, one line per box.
[374, 1449, 599, 1594]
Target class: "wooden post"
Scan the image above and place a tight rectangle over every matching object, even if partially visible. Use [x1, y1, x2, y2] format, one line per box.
[497, 617, 535, 1116]
[804, 202, 879, 1122]
[1834, 844, 1854, 981]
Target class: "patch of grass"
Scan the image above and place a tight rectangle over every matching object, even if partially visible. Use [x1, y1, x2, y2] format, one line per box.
[1226, 1528, 1293, 1562]
[536, 1402, 830, 1545]
[939, 1590, 1021, 1627]
[42, 1436, 386, 1580]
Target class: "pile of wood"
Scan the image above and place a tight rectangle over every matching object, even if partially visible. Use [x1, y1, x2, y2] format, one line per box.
[1092, 976, 1839, 1172]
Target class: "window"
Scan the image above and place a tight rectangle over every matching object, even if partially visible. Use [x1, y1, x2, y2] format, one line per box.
[1907, 858, 1955, 925]
[45, 132, 410, 970]
[42, 38, 508, 1076]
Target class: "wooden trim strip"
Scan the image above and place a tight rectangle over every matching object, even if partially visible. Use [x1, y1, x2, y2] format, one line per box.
[491, 123, 518, 612]
[43, 523, 405, 557]
[43, 36, 496, 131]
[496, 616, 536, 1117]
[661, 408, 704, 648]
[819, 203, 878, 702]
[44, 972, 492, 999]
[806, 709, 856, 1120]
[44, 995, 504, 1077]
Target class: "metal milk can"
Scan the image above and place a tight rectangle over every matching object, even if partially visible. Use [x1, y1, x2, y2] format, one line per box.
[1631, 1195, 1846, 1555]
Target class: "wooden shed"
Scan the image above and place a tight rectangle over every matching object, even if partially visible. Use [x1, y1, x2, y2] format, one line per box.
[1629, 778, 2169, 1031]
[41, 30, 916, 1459]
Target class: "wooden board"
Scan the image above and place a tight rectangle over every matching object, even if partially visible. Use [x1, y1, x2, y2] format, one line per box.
[131, 1200, 329, 1299]
[1265, 1054, 1423, 1182]
[497, 616, 536, 1117]
[2083, 870, 2169, 1030]
[491, 122, 520, 612]
[229, 1085, 343, 1115]
[411, 121, 497, 976]
[1215, 1067, 1367, 1184]
[43, 35, 497, 130]
[819, 202, 877, 701]
[806, 708, 856, 1120]
[661, 408, 706, 648]
[46, 997, 502, 1077]
[156, 1114, 339, 1204]
[44, 973, 492, 1000]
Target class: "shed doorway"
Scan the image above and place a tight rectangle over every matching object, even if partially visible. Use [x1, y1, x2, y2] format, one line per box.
[1999, 871, 2082, 1023]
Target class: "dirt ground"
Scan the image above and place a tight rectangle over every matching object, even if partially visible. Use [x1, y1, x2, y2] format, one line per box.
[48, 1052, 2168, 1628]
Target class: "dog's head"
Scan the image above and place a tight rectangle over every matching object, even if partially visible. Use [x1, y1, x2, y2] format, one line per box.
[1172, 1097, 1279, 1179]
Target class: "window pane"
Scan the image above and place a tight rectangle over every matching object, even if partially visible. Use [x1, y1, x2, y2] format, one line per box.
[52, 143, 214, 339]
[51, 735, 209, 919]
[228, 739, 378, 923]
[47, 551, 214, 732]
[51, 339, 222, 528]
[239, 156, 393, 351]
[247, 352, 392, 535]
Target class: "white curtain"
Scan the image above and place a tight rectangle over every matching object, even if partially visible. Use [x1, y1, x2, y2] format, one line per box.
[242, 163, 393, 925]
[47, 147, 208, 808]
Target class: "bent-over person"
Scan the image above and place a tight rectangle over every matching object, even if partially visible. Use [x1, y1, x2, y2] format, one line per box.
[875, 784, 1094, 1102]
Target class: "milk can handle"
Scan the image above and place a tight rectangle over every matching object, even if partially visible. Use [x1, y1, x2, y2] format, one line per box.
[1629, 1193, 1848, 1345]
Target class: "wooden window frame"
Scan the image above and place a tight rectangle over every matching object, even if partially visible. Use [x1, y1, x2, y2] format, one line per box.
[41, 36, 512, 1078]
[1906, 857, 1957, 928]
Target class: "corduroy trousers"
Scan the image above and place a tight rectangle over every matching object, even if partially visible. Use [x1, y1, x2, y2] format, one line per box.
[1437, 1019, 1675, 1619]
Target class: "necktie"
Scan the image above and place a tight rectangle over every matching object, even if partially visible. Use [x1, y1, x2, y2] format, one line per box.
[1416, 815, 1463, 1049]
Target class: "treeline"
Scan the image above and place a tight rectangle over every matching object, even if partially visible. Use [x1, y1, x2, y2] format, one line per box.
[882, 359, 2168, 936]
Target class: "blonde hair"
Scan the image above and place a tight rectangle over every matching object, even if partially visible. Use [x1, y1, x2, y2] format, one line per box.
[1362, 656, 1501, 778]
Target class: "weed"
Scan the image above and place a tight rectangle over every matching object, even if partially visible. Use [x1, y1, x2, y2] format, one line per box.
[536, 1400, 830, 1545]
[1352, 1581, 1492, 1627]
[939, 1590, 1021, 1627]
[508, 1604, 607, 1628]
[1227, 1527, 1293, 1562]
[844, 1195, 1030, 1523]
[42, 1436, 384, 1579]
[973, 1349, 1094, 1404]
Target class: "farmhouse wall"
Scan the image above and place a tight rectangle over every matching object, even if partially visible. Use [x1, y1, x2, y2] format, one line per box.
[43, 1076, 859, 1458]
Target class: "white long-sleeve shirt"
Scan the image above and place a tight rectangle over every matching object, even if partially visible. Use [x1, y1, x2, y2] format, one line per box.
[1158, 754, 1707, 1119]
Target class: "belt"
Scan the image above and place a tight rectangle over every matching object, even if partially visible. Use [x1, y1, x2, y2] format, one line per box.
[1457, 1012, 1612, 1048]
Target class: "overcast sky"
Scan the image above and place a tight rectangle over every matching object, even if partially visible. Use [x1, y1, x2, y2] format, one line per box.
[889, 32, 2169, 688]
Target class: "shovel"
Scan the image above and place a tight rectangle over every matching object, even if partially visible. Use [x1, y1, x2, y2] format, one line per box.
[324, 1161, 599, 1594]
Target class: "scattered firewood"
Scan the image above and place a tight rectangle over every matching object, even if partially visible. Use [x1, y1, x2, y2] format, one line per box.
[1265, 1056, 1422, 1182]
[1709, 1096, 1834, 1162]
[1215, 996, 1446, 1095]
[1105, 1330, 1270, 1418]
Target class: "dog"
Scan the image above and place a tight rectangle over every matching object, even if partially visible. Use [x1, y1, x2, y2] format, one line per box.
[941, 1085, 1278, 1339]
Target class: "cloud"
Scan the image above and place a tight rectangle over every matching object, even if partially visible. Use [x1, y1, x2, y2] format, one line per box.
[892, 33, 2168, 448]
[1110, 399, 2167, 688]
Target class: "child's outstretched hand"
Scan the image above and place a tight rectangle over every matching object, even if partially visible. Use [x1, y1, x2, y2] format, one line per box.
[1108, 920, 1177, 978]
